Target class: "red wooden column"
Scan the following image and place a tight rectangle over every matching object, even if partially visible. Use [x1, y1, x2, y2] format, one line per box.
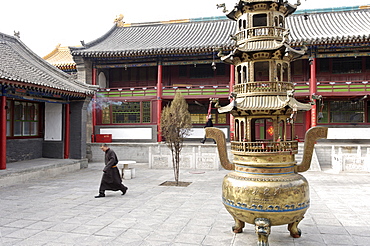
[91, 67, 97, 142]
[229, 64, 235, 140]
[0, 95, 6, 169]
[64, 103, 70, 159]
[310, 58, 317, 128]
[305, 111, 311, 133]
[157, 64, 163, 142]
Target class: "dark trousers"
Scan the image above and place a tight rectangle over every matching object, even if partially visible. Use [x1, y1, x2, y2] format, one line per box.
[201, 135, 216, 144]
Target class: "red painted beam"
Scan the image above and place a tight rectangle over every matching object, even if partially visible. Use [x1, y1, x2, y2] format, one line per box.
[157, 64, 163, 142]
[0, 96, 6, 169]
[310, 58, 317, 127]
[64, 103, 70, 159]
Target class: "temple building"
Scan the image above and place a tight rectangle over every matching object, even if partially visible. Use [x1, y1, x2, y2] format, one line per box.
[0, 32, 95, 170]
[59, 5, 370, 143]
[43, 44, 77, 74]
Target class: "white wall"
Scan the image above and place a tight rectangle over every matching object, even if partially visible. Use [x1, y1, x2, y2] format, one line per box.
[98, 72, 106, 88]
[100, 127, 228, 140]
[100, 128, 153, 140]
[186, 127, 228, 138]
[44, 103, 62, 141]
[327, 128, 370, 139]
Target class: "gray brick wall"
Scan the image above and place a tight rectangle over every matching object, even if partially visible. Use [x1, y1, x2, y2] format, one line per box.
[7, 138, 43, 163]
[69, 99, 90, 159]
[42, 141, 63, 158]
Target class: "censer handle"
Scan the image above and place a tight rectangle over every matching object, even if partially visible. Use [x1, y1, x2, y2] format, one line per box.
[297, 126, 328, 173]
[205, 127, 235, 170]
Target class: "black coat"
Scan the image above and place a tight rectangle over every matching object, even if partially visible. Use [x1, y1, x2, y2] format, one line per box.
[204, 119, 213, 128]
[99, 148, 126, 192]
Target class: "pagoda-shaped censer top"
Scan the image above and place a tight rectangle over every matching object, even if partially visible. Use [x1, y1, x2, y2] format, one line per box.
[206, 1, 327, 245]
[213, 0, 314, 163]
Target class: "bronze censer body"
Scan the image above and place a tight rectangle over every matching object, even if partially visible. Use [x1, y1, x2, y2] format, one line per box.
[207, 1, 327, 245]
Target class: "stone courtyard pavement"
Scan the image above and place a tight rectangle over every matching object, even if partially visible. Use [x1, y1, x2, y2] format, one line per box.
[1, 162, 370, 246]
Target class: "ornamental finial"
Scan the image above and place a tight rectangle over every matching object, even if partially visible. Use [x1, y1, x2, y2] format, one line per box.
[114, 14, 125, 27]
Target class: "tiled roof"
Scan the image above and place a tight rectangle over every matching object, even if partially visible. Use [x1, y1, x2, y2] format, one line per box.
[71, 18, 235, 57]
[218, 96, 312, 113]
[43, 44, 76, 70]
[287, 8, 370, 46]
[0, 33, 94, 96]
[71, 8, 370, 57]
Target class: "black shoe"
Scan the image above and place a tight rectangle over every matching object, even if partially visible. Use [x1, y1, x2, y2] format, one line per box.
[200, 141, 205, 144]
[121, 187, 128, 195]
[94, 194, 105, 198]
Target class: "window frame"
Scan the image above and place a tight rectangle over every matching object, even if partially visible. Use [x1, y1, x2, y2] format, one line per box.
[100, 101, 152, 125]
[318, 100, 365, 124]
[6, 100, 41, 138]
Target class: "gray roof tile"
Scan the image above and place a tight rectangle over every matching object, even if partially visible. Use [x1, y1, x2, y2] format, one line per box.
[0, 33, 94, 96]
[71, 9, 370, 57]
[287, 9, 370, 45]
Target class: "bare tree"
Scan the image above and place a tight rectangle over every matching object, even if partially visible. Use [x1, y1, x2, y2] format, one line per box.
[160, 92, 192, 185]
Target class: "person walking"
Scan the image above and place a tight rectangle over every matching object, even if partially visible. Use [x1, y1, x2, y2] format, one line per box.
[200, 115, 216, 144]
[95, 143, 128, 198]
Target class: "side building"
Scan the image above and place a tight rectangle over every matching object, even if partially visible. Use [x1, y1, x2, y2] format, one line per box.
[43, 44, 77, 74]
[0, 32, 95, 170]
[67, 5, 370, 143]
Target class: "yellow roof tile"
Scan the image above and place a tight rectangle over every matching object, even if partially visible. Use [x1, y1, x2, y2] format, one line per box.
[43, 44, 76, 68]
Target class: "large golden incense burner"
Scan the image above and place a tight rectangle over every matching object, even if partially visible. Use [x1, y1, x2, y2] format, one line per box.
[207, 1, 327, 245]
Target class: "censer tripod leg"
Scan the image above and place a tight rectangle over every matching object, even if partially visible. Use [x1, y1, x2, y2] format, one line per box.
[287, 217, 303, 238]
[231, 216, 245, 233]
[255, 218, 271, 246]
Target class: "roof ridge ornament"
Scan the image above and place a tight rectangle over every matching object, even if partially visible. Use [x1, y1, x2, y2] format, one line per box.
[114, 14, 125, 27]
[14, 31, 20, 38]
[216, 3, 228, 13]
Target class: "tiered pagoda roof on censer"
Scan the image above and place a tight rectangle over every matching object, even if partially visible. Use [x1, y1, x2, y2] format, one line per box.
[216, 0, 311, 154]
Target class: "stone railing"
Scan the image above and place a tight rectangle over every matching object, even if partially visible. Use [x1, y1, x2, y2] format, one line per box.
[231, 141, 298, 154]
[234, 81, 294, 95]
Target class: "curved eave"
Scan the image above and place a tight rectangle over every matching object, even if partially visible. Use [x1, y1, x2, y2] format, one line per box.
[218, 96, 311, 113]
[237, 40, 284, 52]
[0, 74, 93, 97]
[54, 64, 77, 70]
[290, 36, 370, 47]
[72, 44, 234, 58]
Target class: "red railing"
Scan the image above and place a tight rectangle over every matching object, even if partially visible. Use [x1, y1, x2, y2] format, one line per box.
[96, 80, 370, 99]
[97, 86, 157, 98]
[96, 85, 230, 98]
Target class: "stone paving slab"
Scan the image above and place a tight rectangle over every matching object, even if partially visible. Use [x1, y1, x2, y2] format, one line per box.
[0, 162, 370, 245]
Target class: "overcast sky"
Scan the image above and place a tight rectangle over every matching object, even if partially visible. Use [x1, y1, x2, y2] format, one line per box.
[1, 0, 369, 57]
